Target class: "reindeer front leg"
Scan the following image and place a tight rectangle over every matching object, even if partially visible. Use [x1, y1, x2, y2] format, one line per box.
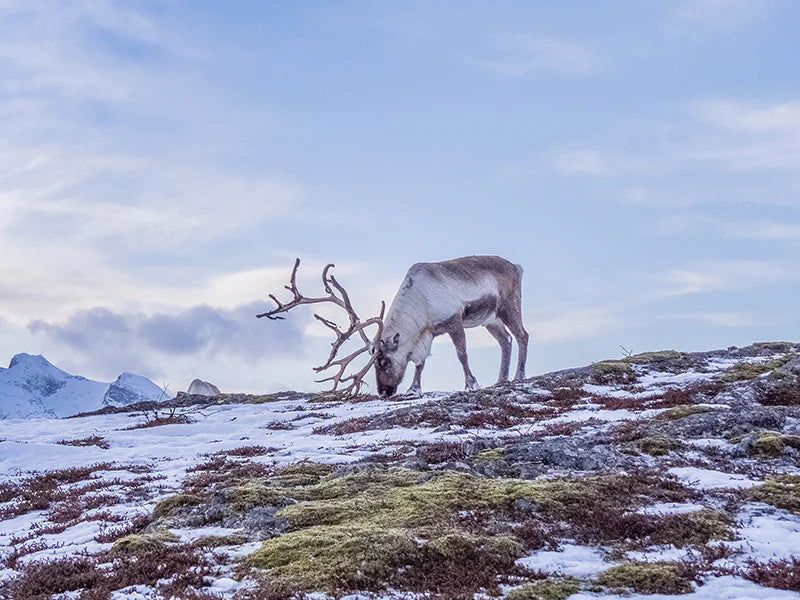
[405, 361, 425, 397]
[447, 322, 479, 391]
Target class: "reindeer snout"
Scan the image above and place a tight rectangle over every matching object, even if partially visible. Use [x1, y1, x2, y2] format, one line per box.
[378, 385, 396, 397]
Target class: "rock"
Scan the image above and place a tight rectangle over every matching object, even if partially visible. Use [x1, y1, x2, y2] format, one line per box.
[504, 437, 629, 471]
[187, 379, 221, 396]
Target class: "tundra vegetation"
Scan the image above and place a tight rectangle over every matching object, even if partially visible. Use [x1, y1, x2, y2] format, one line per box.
[2, 342, 800, 599]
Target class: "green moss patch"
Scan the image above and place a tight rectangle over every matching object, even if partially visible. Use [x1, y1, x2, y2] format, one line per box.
[152, 494, 202, 520]
[112, 530, 178, 553]
[638, 435, 682, 456]
[228, 481, 291, 512]
[241, 466, 694, 595]
[750, 476, 800, 513]
[507, 578, 581, 600]
[719, 356, 793, 383]
[656, 405, 711, 420]
[597, 562, 694, 594]
[591, 360, 635, 384]
[750, 432, 786, 457]
[628, 350, 683, 364]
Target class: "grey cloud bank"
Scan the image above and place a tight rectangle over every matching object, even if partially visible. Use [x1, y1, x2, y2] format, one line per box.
[28, 302, 306, 380]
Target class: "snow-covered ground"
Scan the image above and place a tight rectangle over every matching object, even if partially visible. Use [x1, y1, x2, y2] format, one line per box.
[1, 344, 799, 599]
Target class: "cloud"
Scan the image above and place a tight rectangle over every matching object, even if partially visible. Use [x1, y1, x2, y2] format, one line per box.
[653, 213, 800, 243]
[658, 311, 757, 327]
[476, 36, 599, 77]
[530, 308, 619, 342]
[675, 0, 782, 30]
[655, 260, 799, 296]
[27, 302, 307, 379]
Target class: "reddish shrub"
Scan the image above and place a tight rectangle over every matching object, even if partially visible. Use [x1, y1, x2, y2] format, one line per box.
[745, 557, 800, 591]
[416, 441, 467, 463]
[11, 556, 102, 599]
[760, 386, 800, 406]
[314, 416, 373, 435]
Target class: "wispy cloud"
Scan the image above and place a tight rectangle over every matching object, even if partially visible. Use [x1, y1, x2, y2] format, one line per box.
[476, 36, 600, 77]
[675, 0, 782, 30]
[655, 260, 799, 296]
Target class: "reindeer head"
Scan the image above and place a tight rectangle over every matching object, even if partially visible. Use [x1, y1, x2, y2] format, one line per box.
[374, 332, 405, 397]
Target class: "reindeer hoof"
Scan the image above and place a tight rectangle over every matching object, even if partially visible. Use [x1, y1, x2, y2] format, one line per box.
[403, 386, 422, 399]
[465, 377, 479, 391]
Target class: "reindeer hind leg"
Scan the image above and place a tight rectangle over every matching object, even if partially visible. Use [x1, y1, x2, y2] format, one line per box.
[486, 320, 512, 384]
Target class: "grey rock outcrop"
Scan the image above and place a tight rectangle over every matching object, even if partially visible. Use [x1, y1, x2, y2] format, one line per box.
[187, 379, 221, 396]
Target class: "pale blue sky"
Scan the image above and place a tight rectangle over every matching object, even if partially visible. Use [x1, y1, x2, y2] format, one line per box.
[1, 1, 799, 394]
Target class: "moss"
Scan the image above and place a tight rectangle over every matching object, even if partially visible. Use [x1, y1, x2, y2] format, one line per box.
[597, 562, 693, 594]
[507, 579, 580, 600]
[192, 534, 248, 548]
[248, 524, 422, 592]
[751, 431, 786, 457]
[273, 461, 335, 487]
[719, 356, 793, 383]
[112, 530, 178, 553]
[654, 509, 733, 546]
[229, 481, 290, 512]
[473, 448, 505, 462]
[244, 468, 694, 594]
[750, 475, 800, 513]
[638, 435, 682, 456]
[628, 350, 683, 364]
[152, 494, 202, 520]
[592, 360, 635, 384]
[656, 405, 711, 420]
[298, 467, 424, 501]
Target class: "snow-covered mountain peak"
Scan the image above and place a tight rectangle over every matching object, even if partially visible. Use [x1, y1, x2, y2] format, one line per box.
[0, 354, 167, 419]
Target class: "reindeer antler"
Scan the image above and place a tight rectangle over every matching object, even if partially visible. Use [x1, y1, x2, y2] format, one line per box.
[257, 258, 385, 396]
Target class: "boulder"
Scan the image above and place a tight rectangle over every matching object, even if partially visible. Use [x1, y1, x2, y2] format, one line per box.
[187, 379, 221, 396]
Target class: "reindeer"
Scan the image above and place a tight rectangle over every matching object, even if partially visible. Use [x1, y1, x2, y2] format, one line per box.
[257, 255, 528, 397]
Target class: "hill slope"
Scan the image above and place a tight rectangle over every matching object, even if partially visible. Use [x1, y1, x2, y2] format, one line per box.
[1, 342, 799, 599]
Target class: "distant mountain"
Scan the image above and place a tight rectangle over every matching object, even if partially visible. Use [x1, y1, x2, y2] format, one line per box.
[0, 353, 167, 419]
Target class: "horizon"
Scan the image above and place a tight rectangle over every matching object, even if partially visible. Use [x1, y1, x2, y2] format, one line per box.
[2, 1, 799, 395]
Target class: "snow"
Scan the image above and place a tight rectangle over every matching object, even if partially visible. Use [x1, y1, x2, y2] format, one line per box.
[569, 575, 800, 599]
[669, 467, 761, 490]
[717, 504, 800, 567]
[515, 543, 612, 577]
[636, 502, 707, 516]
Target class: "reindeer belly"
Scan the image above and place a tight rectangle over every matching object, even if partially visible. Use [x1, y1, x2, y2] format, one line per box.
[461, 295, 498, 328]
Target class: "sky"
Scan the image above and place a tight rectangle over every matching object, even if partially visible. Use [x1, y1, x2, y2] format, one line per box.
[1, 0, 800, 395]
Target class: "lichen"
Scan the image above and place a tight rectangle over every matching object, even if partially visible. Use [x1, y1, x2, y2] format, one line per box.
[596, 562, 693, 594]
